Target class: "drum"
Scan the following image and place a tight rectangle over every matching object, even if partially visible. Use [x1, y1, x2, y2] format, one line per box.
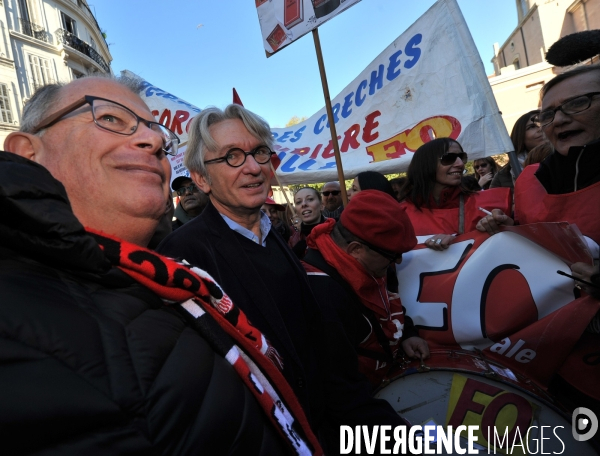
[375, 350, 598, 455]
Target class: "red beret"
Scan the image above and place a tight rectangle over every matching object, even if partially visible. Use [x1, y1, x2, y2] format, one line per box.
[341, 190, 417, 254]
[264, 196, 285, 211]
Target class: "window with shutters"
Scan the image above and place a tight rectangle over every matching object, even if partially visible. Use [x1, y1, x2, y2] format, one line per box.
[28, 54, 52, 90]
[61, 12, 77, 36]
[0, 84, 13, 124]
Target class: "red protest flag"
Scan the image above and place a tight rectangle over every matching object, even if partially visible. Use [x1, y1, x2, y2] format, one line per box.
[233, 88, 244, 106]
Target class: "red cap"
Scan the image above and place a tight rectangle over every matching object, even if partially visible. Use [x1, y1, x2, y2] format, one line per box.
[340, 190, 416, 254]
[264, 196, 285, 211]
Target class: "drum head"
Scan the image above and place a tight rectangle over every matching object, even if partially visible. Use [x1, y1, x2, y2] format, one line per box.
[376, 353, 598, 455]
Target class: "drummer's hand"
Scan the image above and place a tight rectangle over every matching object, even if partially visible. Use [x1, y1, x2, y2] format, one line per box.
[402, 337, 430, 360]
[476, 209, 514, 235]
[425, 234, 454, 251]
[571, 262, 600, 299]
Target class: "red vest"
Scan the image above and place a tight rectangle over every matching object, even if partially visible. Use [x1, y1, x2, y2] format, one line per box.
[515, 165, 600, 245]
[400, 188, 512, 236]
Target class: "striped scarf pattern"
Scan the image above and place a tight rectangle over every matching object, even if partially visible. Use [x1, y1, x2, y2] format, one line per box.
[88, 229, 322, 456]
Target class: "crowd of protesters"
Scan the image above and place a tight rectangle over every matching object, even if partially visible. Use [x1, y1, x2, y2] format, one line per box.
[0, 58, 599, 455]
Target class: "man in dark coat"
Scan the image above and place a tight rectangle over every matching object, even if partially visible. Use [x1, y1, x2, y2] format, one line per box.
[157, 104, 411, 455]
[171, 175, 209, 229]
[0, 77, 315, 455]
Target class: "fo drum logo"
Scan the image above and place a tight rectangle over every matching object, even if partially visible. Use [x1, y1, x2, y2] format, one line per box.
[572, 407, 598, 442]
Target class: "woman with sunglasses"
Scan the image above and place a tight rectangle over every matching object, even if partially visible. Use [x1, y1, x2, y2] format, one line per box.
[289, 187, 326, 258]
[472, 157, 498, 190]
[399, 138, 511, 250]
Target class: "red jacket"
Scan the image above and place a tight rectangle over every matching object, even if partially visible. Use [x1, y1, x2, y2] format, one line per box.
[400, 188, 511, 237]
[515, 164, 600, 245]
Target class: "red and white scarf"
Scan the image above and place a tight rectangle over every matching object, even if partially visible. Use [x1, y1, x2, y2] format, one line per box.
[307, 219, 403, 333]
[88, 229, 323, 456]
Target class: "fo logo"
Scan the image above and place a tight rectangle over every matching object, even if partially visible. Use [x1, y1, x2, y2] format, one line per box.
[572, 407, 598, 442]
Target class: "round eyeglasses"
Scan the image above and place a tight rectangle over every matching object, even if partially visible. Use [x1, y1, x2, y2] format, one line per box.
[30, 95, 180, 156]
[204, 145, 274, 168]
[535, 92, 600, 127]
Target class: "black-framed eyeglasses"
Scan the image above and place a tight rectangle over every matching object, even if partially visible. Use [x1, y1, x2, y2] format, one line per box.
[358, 240, 401, 263]
[176, 184, 199, 196]
[440, 152, 468, 166]
[322, 190, 341, 197]
[30, 95, 180, 156]
[204, 145, 274, 168]
[536, 92, 600, 127]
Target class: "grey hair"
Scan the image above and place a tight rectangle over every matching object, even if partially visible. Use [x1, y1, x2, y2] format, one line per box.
[185, 104, 274, 177]
[331, 221, 364, 247]
[20, 73, 146, 134]
[540, 63, 600, 100]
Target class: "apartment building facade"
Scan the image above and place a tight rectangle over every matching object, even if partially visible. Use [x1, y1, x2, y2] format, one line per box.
[0, 0, 111, 145]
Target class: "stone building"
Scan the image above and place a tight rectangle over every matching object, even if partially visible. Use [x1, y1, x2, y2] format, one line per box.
[0, 0, 111, 145]
[489, 0, 600, 132]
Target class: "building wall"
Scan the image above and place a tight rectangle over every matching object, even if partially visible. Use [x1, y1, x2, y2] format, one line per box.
[0, 0, 111, 146]
[491, 0, 600, 135]
[0, 2, 21, 142]
[489, 62, 555, 133]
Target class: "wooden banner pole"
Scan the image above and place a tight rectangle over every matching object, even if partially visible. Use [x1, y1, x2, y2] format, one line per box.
[270, 162, 298, 225]
[312, 28, 349, 207]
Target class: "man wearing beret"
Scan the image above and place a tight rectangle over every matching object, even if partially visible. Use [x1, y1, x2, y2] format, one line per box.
[303, 190, 430, 387]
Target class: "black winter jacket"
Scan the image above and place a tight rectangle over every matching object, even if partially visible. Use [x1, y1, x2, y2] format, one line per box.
[0, 151, 288, 455]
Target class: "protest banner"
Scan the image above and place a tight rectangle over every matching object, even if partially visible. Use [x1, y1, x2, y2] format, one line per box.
[126, 0, 510, 186]
[270, 0, 512, 184]
[121, 69, 201, 188]
[396, 224, 599, 388]
[255, 0, 362, 56]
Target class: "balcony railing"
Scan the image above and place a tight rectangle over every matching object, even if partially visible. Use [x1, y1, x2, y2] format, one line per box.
[19, 18, 50, 44]
[56, 29, 110, 73]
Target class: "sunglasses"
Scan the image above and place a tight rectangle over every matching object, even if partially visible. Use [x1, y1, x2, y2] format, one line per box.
[322, 190, 341, 196]
[358, 240, 401, 263]
[440, 152, 468, 166]
[176, 184, 198, 196]
[474, 163, 489, 170]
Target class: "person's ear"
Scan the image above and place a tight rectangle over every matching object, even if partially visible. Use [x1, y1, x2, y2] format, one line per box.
[191, 171, 211, 195]
[346, 241, 363, 260]
[4, 132, 42, 161]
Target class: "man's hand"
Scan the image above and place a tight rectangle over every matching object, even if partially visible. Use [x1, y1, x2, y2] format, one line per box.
[424, 234, 455, 250]
[571, 262, 600, 300]
[476, 209, 514, 235]
[478, 172, 493, 188]
[402, 337, 430, 360]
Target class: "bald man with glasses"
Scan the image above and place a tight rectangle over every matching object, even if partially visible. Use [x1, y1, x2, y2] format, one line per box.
[321, 181, 344, 220]
[0, 77, 319, 454]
